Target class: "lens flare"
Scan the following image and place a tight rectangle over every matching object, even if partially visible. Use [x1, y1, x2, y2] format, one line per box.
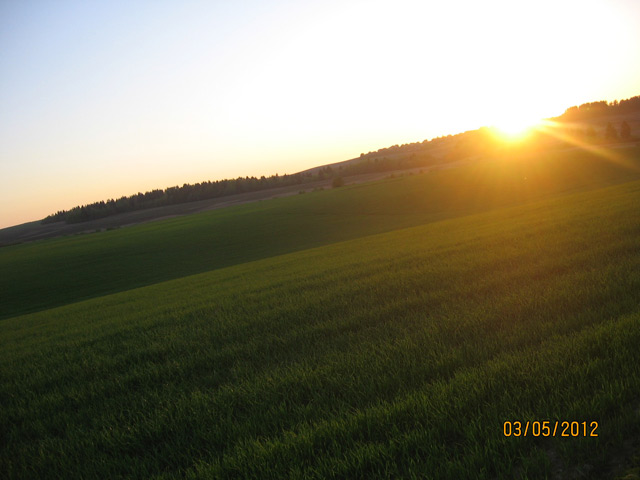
[493, 117, 542, 140]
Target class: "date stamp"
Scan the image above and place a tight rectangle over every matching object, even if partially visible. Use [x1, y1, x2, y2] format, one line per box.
[503, 421, 598, 437]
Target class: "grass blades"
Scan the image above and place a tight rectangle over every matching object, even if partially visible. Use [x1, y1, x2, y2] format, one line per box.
[2, 177, 640, 478]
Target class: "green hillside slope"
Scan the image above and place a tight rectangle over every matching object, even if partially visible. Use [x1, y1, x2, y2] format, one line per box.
[2, 177, 640, 478]
[2, 146, 639, 320]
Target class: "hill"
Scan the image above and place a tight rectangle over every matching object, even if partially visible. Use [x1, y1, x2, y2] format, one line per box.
[0, 167, 435, 247]
[2, 145, 640, 478]
[6, 95, 632, 232]
[2, 146, 639, 320]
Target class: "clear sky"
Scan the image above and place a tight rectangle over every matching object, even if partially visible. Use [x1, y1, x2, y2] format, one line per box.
[1, 0, 639, 228]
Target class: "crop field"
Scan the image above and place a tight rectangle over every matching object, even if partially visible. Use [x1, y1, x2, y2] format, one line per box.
[2, 147, 640, 478]
[2, 147, 639, 321]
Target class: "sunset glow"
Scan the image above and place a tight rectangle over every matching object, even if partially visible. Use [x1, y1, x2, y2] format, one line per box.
[493, 117, 543, 139]
[1, 0, 640, 228]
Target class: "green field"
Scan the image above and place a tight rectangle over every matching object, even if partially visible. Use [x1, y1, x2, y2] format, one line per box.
[2, 147, 640, 478]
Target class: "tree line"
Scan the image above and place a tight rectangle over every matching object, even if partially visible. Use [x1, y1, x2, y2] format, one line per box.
[555, 95, 640, 121]
[42, 173, 309, 224]
[42, 152, 440, 224]
[43, 95, 639, 225]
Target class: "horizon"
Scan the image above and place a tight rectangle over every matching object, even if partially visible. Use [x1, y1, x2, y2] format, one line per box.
[2, 0, 640, 229]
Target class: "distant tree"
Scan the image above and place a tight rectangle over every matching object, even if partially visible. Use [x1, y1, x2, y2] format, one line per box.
[585, 126, 597, 139]
[331, 176, 344, 188]
[605, 122, 618, 141]
[621, 120, 631, 140]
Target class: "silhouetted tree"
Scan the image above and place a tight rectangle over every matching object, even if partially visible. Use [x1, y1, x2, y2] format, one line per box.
[605, 122, 618, 141]
[331, 176, 344, 188]
[557, 95, 640, 122]
[621, 120, 631, 140]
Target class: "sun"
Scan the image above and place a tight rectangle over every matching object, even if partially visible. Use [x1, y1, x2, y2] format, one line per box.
[492, 115, 543, 140]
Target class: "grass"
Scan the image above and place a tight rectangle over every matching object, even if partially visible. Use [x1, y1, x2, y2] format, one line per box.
[1, 146, 640, 321]
[2, 144, 640, 478]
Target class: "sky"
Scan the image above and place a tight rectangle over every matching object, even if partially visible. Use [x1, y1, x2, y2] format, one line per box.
[1, 0, 639, 228]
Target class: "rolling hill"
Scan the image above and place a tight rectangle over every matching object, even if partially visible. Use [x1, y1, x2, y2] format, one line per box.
[2, 145, 640, 478]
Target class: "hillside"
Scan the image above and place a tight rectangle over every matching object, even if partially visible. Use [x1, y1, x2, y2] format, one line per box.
[2, 146, 640, 478]
[2, 98, 637, 241]
[2, 146, 639, 321]
[0, 167, 435, 247]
